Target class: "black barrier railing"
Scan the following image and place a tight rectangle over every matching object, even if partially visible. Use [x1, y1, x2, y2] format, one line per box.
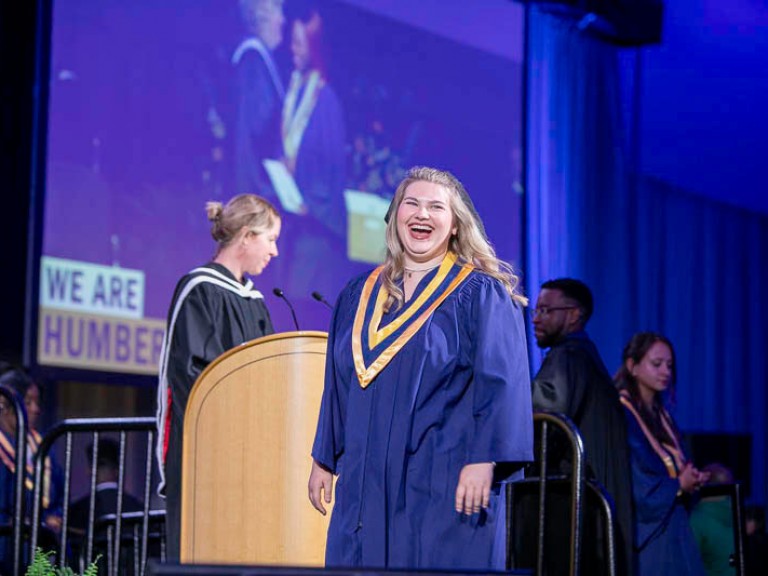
[99, 509, 167, 575]
[29, 417, 163, 576]
[0, 384, 29, 576]
[507, 412, 616, 576]
[510, 476, 617, 576]
[508, 411, 618, 576]
[586, 479, 616, 576]
[534, 411, 585, 576]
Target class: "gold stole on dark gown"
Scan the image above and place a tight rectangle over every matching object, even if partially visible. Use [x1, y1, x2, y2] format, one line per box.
[352, 252, 474, 388]
[619, 390, 686, 478]
[0, 428, 53, 508]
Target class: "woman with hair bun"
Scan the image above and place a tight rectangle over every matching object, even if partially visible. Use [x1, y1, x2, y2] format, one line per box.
[155, 193, 280, 560]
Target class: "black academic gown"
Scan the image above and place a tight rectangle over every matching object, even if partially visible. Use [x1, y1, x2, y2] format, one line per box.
[527, 331, 635, 576]
[69, 484, 145, 535]
[155, 263, 274, 560]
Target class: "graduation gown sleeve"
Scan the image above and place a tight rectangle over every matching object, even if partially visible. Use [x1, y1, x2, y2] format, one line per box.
[466, 277, 533, 472]
[311, 276, 363, 473]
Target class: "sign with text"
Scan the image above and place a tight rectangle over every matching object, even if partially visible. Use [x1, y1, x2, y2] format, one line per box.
[40, 256, 145, 319]
[38, 257, 164, 374]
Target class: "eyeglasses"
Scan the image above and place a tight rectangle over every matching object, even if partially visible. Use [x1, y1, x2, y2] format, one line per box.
[530, 306, 578, 318]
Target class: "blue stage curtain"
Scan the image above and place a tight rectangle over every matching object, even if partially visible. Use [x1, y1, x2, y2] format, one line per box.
[524, 7, 768, 504]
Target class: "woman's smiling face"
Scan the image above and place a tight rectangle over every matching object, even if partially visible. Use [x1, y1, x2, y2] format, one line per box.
[396, 180, 456, 266]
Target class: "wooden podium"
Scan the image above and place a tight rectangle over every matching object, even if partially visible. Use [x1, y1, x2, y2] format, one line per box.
[180, 331, 331, 566]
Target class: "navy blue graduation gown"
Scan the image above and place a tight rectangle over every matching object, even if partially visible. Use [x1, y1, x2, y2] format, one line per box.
[312, 268, 533, 569]
[624, 409, 706, 575]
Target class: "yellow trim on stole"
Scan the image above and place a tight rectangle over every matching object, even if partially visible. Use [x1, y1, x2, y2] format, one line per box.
[352, 253, 473, 388]
[367, 252, 459, 348]
[0, 431, 17, 472]
[0, 430, 51, 502]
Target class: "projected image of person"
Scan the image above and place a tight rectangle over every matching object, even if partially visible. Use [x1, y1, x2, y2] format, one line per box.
[0, 365, 62, 572]
[232, 0, 286, 200]
[281, 9, 346, 300]
[155, 194, 280, 560]
[615, 332, 709, 576]
[308, 166, 533, 569]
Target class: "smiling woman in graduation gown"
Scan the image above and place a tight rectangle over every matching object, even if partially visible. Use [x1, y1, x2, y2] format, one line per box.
[308, 166, 533, 570]
[155, 194, 280, 560]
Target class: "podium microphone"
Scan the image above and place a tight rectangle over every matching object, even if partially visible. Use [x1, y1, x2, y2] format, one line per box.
[312, 291, 333, 310]
[272, 287, 300, 331]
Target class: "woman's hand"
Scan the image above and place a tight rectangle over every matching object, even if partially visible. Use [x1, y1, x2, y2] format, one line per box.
[455, 462, 494, 515]
[308, 459, 334, 515]
[679, 462, 709, 494]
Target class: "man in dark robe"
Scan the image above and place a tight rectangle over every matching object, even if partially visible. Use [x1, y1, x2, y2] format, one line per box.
[517, 278, 634, 575]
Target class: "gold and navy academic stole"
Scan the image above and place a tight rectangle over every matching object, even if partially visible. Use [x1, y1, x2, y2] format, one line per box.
[352, 252, 473, 388]
[619, 391, 685, 478]
[0, 429, 52, 506]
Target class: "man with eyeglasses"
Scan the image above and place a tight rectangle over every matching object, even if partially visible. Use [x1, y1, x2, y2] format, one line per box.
[520, 278, 635, 575]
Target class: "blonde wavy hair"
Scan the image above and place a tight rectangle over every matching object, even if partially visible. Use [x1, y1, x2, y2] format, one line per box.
[381, 166, 527, 311]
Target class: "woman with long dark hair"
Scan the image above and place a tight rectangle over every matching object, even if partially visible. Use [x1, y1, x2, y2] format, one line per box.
[615, 332, 708, 575]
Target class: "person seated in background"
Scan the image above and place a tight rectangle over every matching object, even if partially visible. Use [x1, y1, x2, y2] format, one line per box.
[69, 438, 144, 536]
[744, 505, 767, 576]
[690, 463, 737, 576]
[527, 278, 634, 575]
[0, 363, 62, 572]
[615, 332, 709, 576]
[68, 438, 144, 573]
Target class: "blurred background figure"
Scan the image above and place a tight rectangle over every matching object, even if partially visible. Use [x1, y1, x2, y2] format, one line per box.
[232, 0, 286, 199]
[0, 363, 62, 572]
[280, 8, 347, 302]
[744, 505, 767, 576]
[615, 332, 709, 576]
[68, 438, 144, 574]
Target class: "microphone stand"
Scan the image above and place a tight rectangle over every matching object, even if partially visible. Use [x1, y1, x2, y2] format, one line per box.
[273, 287, 300, 330]
[311, 291, 333, 310]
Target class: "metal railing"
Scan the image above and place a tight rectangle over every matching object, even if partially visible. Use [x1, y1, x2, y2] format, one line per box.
[0, 384, 28, 576]
[508, 411, 617, 576]
[29, 417, 164, 576]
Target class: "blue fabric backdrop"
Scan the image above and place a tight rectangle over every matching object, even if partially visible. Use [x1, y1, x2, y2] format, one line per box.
[524, 8, 767, 504]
